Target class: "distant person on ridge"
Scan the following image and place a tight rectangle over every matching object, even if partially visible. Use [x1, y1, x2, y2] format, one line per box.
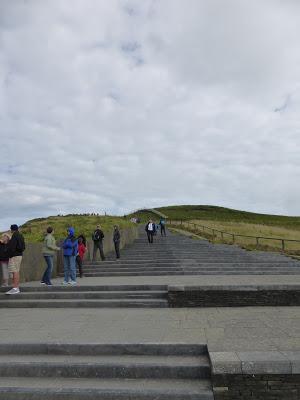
[159, 218, 167, 236]
[145, 219, 156, 243]
[62, 227, 78, 285]
[113, 225, 121, 260]
[6, 224, 25, 295]
[0, 233, 11, 287]
[92, 225, 105, 261]
[76, 237, 86, 278]
[41, 227, 60, 286]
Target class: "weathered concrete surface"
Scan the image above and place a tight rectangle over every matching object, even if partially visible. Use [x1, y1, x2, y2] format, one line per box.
[0, 306, 299, 353]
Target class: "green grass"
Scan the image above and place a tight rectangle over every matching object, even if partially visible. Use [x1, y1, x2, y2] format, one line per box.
[156, 205, 300, 229]
[20, 215, 134, 243]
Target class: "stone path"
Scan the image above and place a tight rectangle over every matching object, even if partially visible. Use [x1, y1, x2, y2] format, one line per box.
[1, 228, 300, 398]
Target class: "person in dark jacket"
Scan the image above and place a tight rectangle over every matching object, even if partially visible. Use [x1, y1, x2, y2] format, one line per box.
[113, 225, 121, 259]
[6, 224, 25, 295]
[0, 233, 11, 287]
[92, 225, 105, 261]
[62, 227, 78, 285]
[145, 220, 156, 243]
[159, 218, 167, 236]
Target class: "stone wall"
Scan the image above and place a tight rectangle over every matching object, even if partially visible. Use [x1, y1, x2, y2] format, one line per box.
[0, 226, 138, 283]
[210, 351, 300, 400]
[168, 285, 300, 307]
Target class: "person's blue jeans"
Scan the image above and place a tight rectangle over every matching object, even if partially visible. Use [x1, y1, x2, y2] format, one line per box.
[42, 255, 54, 284]
[63, 255, 76, 283]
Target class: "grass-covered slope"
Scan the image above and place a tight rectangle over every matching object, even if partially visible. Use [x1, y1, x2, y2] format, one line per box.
[156, 205, 300, 229]
[20, 215, 133, 243]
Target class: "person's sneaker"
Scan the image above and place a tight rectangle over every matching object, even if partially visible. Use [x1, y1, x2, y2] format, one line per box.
[1, 283, 8, 287]
[46, 283, 53, 286]
[69, 281, 77, 286]
[5, 287, 20, 295]
[62, 281, 68, 286]
[40, 281, 46, 285]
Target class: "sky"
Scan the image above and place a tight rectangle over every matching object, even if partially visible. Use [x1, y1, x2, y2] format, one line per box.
[1, 0, 300, 229]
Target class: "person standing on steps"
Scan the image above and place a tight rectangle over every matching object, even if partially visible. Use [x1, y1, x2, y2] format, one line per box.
[0, 233, 11, 287]
[113, 225, 121, 260]
[159, 218, 167, 236]
[76, 237, 86, 278]
[92, 225, 105, 261]
[6, 224, 25, 295]
[145, 219, 156, 243]
[41, 227, 60, 286]
[62, 227, 78, 286]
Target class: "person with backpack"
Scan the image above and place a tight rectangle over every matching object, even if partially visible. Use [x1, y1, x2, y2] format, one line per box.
[159, 218, 167, 236]
[0, 233, 11, 287]
[76, 237, 86, 278]
[145, 220, 156, 243]
[41, 227, 60, 286]
[113, 225, 121, 260]
[62, 227, 78, 285]
[92, 225, 105, 261]
[5, 224, 25, 295]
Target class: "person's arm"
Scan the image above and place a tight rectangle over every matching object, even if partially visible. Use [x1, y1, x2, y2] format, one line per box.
[46, 236, 60, 251]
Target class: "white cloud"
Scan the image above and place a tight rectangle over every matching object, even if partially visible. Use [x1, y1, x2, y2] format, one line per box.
[1, 0, 300, 229]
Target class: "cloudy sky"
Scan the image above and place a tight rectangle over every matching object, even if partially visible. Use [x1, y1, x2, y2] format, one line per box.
[1, 0, 300, 229]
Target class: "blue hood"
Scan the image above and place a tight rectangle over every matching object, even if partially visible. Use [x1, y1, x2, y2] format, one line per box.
[68, 227, 75, 237]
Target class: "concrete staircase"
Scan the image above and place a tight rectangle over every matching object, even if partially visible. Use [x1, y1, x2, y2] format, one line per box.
[0, 343, 213, 399]
[80, 233, 300, 276]
[0, 285, 168, 308]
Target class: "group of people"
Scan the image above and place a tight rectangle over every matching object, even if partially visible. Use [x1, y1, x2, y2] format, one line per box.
[0, 225, 25, 295]
[0, 224, 121, 294]
[145, 218, 167, 243]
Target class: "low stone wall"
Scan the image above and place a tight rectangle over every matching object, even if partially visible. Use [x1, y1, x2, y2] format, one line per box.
[167, 285, 300, 307]
[210, 351, 300, 399]
[0, 226, 138, 283]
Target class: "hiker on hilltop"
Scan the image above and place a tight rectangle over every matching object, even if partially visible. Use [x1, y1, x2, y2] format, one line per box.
[41, 227, 60, 286]
[0, 233, 11, 287]
[145, 219, 156, 243]
[6, 224, 25, 295]
[76, 237, 86, 278]
[113, 225, 121, 260]
[62, 227, 78, 286]
[159, 218, 167, 237]
[92, 225, 105, 261]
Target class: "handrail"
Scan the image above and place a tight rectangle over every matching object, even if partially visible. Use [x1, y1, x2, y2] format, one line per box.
[168, 219, 300, 251]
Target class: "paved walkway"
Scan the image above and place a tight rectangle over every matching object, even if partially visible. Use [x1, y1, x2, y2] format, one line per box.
[1, 306, 299, 352]
[2, 230, 300, 353]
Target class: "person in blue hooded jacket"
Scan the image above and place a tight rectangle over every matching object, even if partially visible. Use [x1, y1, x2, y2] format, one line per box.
[62, 227, 78, 285]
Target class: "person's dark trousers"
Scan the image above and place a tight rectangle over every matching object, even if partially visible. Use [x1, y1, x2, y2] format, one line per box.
[76, 255, 83, 277]
[114, 241, 120, 259]
[147, 232, 154, 243]
[41, 255, 54, 285]
[160, 226, 166, 236]
[93, 241, 105, 261]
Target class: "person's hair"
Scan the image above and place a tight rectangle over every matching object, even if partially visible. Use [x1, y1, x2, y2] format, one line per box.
[1, 233, 11, 241]
[47, 227, 53, 234]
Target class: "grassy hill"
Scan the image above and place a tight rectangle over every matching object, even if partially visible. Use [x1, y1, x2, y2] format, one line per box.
[20, 215, 133, 243]
[156, 205, 300, 229]
[130, 205, 300, 253]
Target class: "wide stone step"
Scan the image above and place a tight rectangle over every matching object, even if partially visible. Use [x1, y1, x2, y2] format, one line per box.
[0, 354, 209, 379]
[0, 291, 167, 300]
[0, 377, 214, 399]
[0, 285, 167, 293]
[0, 299, 169, 308]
